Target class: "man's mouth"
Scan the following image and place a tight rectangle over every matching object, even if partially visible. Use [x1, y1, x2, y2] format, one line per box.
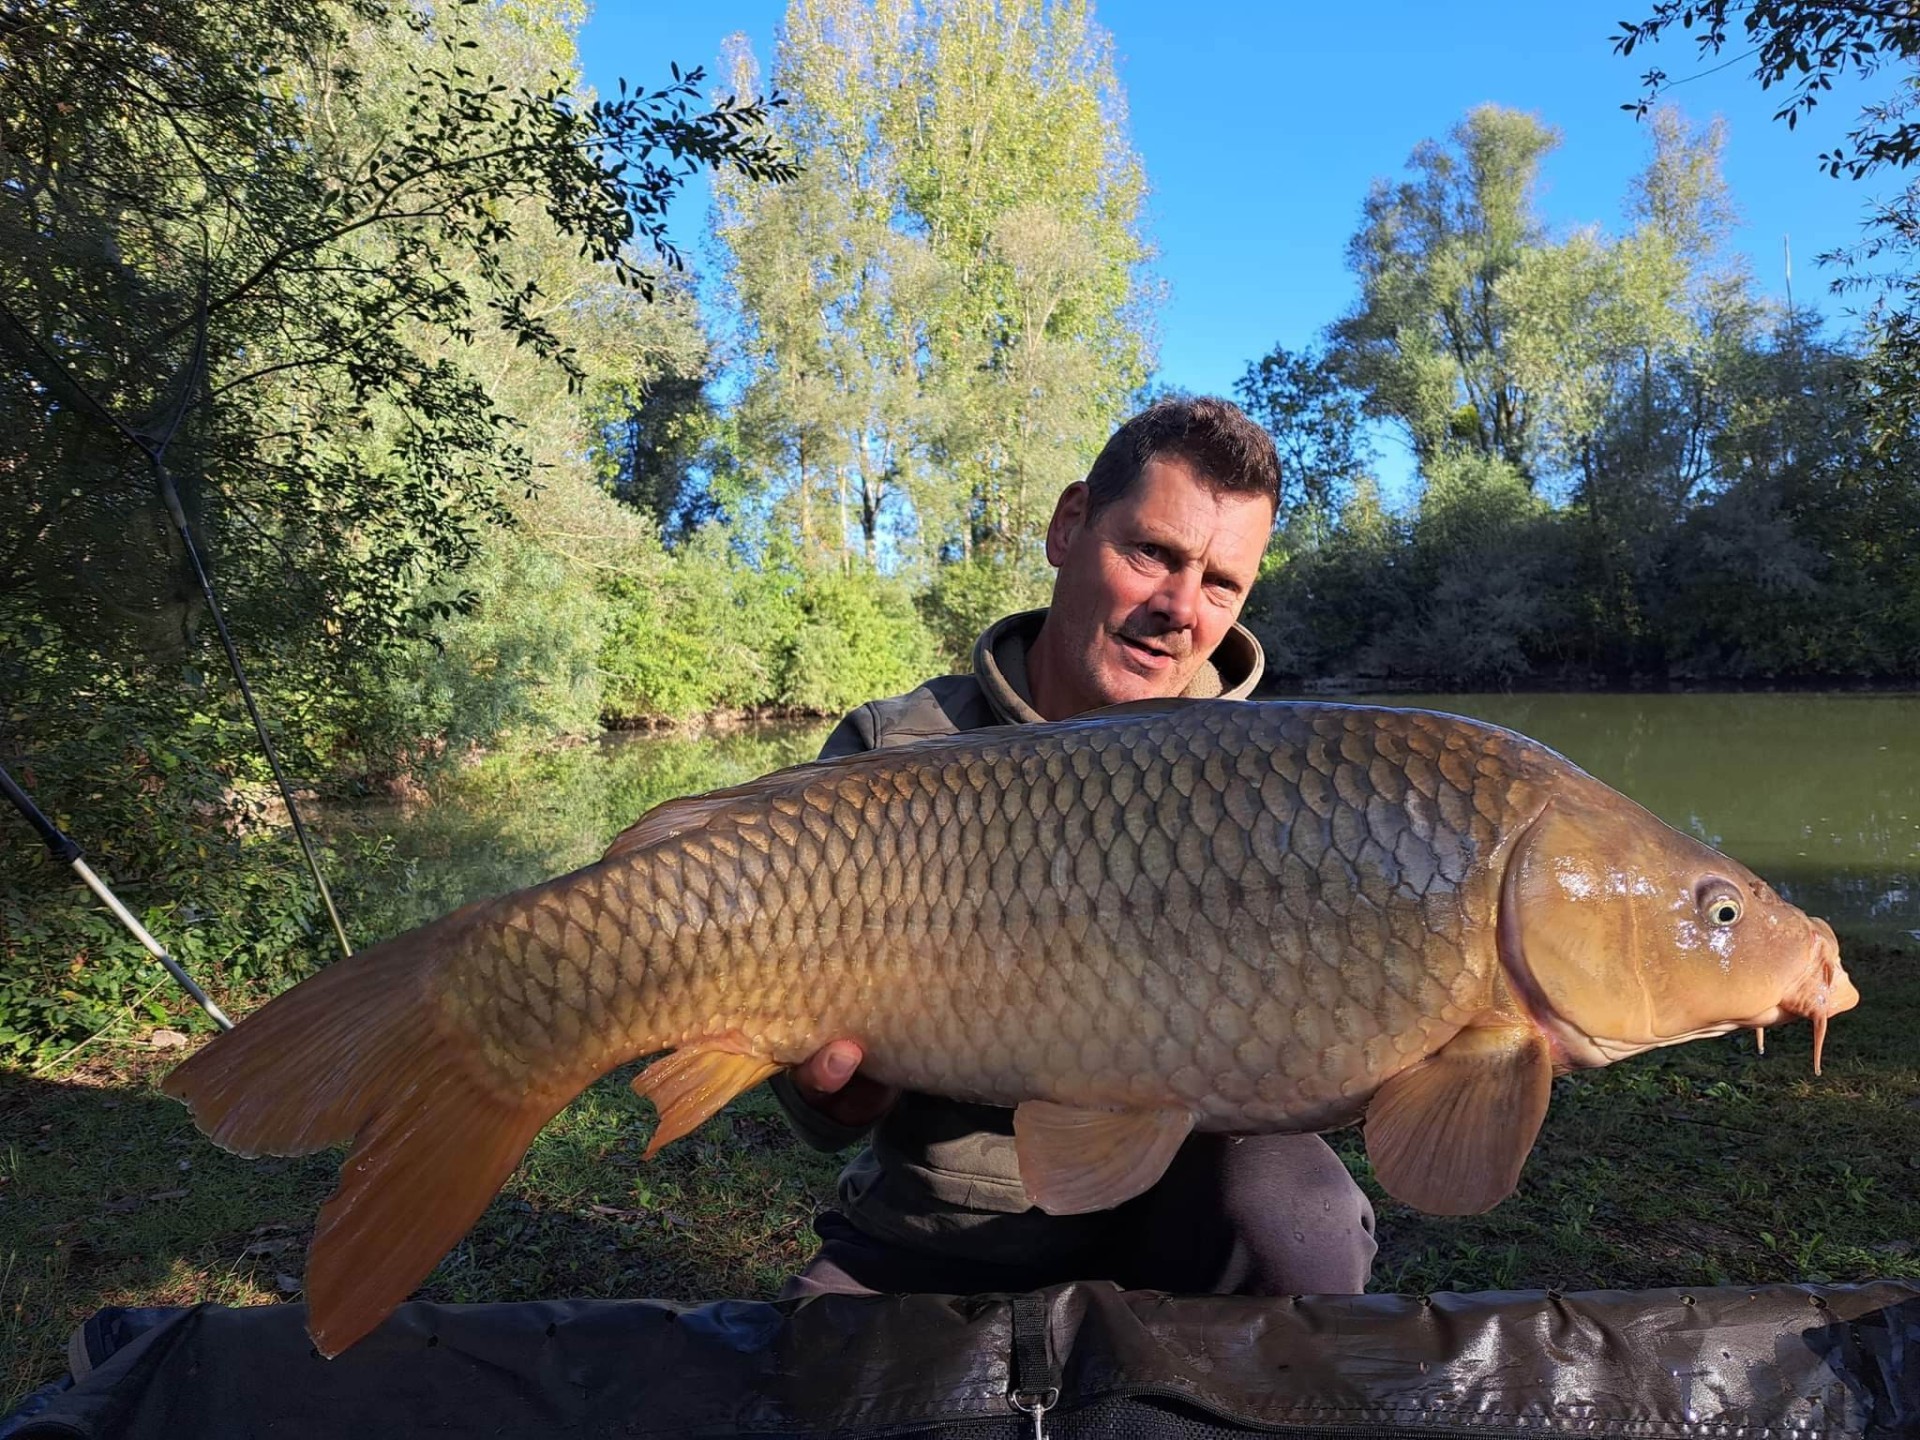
[1114, 634, 1173, 666]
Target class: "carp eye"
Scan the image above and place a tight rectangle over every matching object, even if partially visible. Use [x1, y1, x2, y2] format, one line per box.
[1696, 882, 1743, 927]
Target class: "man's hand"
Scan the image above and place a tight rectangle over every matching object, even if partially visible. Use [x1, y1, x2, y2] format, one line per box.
[790, 1039, 900, 1130]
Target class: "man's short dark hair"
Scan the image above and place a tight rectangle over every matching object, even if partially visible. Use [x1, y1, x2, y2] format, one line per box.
[1082, 396, 1280, 518]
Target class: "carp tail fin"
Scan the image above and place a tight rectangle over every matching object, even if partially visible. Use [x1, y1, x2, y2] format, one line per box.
[299, 1053, 559, 1358]
[161, 920, 569, 1357]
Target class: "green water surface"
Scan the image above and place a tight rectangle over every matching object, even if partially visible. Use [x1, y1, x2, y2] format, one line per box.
[339, 694, 1917, 946]
[1352, 692, 1919, 941]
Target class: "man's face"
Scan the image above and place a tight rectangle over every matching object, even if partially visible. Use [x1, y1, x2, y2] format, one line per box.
[1032, 456, 1272, 719]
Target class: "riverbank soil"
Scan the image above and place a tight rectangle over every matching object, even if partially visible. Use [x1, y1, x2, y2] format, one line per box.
[4, 937, 1916, 1413]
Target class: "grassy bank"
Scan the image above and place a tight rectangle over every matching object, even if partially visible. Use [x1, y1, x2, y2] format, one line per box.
[4, 937, 1916, 1414]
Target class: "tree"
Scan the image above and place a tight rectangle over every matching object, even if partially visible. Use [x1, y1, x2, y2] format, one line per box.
[1331, 106, 1560, 480]
[717, 0, 1154, 579]
[1385, 452, 1562, 683]
[0, 0, 790, 669]
[1264, 99, 1915, 684]
[716, 1, 943, 569]
[588, 274, 722, 543]
[1233, 344, 1372, 541]
[0, 0, 793, 1049]
[901, 0, 1154, 563]
[1616, 2, 1920, 180]
[720, 135, 936, 562]
[1615, 2, 1920, 441]
[1611, 5, 1920, 671]
[1240, 477, 1409, 679]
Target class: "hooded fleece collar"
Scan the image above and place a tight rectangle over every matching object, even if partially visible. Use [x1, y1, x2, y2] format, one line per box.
[969, 608, 1265, 727]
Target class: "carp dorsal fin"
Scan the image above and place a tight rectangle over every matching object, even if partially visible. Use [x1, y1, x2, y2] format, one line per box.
[600, 758, 841, 863]
[1363, 1022, 1553, 1215]
[1083, 698, 1194, 721]
[1013, 1101, 1194, 1214]
[600, 746, 901, 864]
[602, 793, 745, 863]
[632, 1042, 781, 1158]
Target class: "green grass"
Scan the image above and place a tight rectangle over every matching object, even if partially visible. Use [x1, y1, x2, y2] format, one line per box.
[1351, 937, 1920, 1294]
[4, 937, 1916, 1415]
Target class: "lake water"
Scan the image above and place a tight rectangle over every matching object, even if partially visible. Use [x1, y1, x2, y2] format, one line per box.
[1348, 692, 1920, 941]
[343, 694, 1918, 944]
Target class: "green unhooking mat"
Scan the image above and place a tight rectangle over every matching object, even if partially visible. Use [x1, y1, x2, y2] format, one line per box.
[5, 1281, 1918, 1438]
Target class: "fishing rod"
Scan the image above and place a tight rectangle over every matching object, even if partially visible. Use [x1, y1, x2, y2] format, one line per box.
[1, 761, 233, 1031]
[0, 293, 352, 962]
[152, 460, 355, 962]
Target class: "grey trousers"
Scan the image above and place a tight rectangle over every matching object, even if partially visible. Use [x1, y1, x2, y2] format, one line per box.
[779, 1131, 1377, 1300]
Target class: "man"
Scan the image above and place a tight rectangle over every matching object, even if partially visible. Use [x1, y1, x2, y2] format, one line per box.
[770, 396, 1378, 1300]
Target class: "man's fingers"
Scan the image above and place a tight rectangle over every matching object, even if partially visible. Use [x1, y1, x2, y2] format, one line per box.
[789, 1039, 901, 1129]
[793, 1038, 864, 1098]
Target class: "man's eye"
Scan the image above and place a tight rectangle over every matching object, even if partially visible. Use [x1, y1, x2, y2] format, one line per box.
[1135, 544, 1165, 563]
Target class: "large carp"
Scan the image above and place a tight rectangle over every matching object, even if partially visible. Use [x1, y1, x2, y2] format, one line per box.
[164, 701, 1857, 1355]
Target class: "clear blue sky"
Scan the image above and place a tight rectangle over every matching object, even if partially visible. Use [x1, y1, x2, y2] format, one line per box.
[579, 2, 1887, 412]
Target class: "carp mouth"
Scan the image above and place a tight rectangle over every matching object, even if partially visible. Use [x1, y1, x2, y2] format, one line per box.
[1722, 915, 1859, 1074]
[1767, 916, 1859, 1075]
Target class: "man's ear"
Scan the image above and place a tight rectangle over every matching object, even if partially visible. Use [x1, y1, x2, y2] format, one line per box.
[1045, 482, 1090, 567]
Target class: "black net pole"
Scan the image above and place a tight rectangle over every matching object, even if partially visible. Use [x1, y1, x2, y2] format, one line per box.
[1, 761, 233, 1030]
[1, 296, 353, 964]
[153, 467, 354, 962]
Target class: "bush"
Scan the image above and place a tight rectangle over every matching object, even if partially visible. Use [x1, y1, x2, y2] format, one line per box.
[0, 623, 337, 1059]
[598, 532, 797, 724]
[917, 553, 1052, 671]
[777, 568, 939, 715]
[1248, 461, 1569, 685]
[599, 533, 943, 724]
[1365, 454, 1563, 683]
[1245, 480, 1411, 680]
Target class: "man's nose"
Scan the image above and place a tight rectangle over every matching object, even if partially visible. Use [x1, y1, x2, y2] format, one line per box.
[1149, 567, 1201, 629]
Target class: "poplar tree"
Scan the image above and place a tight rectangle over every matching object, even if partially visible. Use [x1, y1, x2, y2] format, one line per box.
[715, 0, 1155, 596]
[901, 0, 1153, 562]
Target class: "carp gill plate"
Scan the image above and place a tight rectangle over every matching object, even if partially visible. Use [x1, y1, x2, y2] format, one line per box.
[162, 701, 1859, 1355]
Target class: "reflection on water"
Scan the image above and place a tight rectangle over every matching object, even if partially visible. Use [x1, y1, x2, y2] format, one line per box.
[332, 695, 1919, 945]
[1354, 693, 1920, 941]
[326, 720, 835, 942]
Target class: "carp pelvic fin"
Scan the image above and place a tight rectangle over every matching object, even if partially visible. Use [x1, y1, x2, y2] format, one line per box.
[1012, 1101, 1194, 1215]
[632, 1044, 781, 1158]
[1363, 1022, 1553, 1216]
[159, 928, 566, 1358]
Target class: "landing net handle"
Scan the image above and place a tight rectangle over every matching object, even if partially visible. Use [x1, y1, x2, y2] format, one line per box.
[1, 761, 233, 1031]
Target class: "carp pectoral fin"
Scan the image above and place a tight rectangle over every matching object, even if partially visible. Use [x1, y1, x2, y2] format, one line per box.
[632, 1046, 781, 1158]
[1363, 1023, 1553, 1216]
[1013, 1101, 1194, 1215]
